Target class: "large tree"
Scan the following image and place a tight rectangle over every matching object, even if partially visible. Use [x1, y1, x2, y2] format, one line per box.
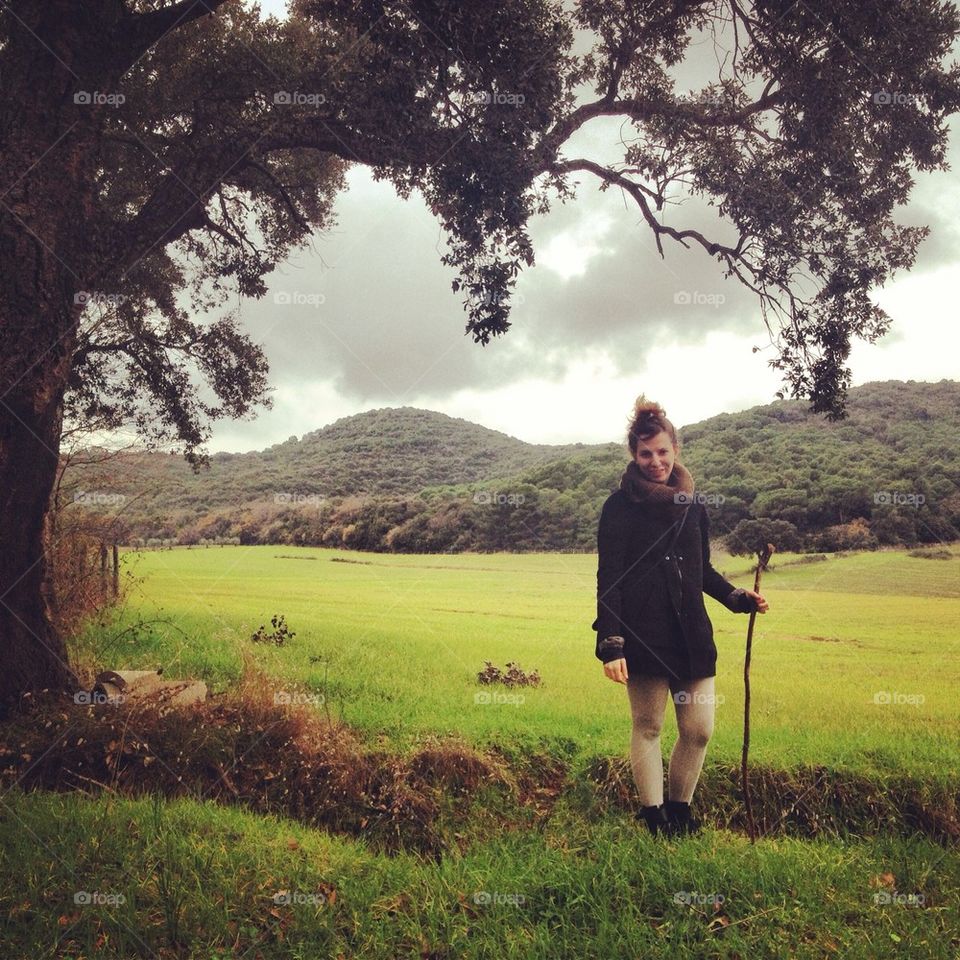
[1, 0, 957, 713]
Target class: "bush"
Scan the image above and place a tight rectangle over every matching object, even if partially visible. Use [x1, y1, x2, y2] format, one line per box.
[44, 504, 128, 637]
[250, 615, 296, 646]
[476, 661, 541, 687]
[725, 518, 800, 556]
[811, 518, 878, 552]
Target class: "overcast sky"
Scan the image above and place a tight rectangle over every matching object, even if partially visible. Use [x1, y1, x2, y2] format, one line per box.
[197, 0, 960, 453]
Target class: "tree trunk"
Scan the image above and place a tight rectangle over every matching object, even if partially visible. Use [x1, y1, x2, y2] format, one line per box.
[0, 381, 79, 717]
[0, 1, 113, 716]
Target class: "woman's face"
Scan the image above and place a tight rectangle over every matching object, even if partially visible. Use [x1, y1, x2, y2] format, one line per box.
[633, 430, 676, 483]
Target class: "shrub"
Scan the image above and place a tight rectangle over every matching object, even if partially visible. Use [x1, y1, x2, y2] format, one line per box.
[476, 660, 541, 687]
[250, 615, 296, 646]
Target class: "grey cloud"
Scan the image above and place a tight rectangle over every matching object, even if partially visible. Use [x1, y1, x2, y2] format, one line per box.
[243, 168, 769, 403]
[235, 114, 959, 406]
[896, 137, 960, 273]
[519, 195, 760, 343]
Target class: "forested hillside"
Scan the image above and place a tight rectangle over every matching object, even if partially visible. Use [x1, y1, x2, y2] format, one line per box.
[64, 380, 959, 553]
[65, 407, 599, 513]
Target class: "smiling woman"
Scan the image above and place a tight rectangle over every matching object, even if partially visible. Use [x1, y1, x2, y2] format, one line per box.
[592, 396, 769, 838]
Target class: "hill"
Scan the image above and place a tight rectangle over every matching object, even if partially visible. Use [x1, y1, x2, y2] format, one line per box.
[65, 405, 606, 512]
[62, 380, 959, 552]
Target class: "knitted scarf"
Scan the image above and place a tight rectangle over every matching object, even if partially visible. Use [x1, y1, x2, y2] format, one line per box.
[618, 459, 695, 518]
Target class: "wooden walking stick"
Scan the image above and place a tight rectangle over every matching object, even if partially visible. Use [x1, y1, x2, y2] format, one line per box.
[741, 542, 774, 843]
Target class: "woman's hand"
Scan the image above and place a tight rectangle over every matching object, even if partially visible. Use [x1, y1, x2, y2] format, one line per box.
[745, 589, 769, 613]
[603, 657, 629, 684]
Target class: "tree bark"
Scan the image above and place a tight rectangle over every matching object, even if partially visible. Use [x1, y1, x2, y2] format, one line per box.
[0, 0, 116, 715]
[0, 379, 79, 717]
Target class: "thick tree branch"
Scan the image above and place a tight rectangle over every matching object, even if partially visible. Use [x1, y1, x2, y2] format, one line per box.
[240, 157, 311, 234]
[536, 88, 785, 169]
[120, 0, 238, 72]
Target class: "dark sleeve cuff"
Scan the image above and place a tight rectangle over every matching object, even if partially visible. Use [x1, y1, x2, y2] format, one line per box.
[722, 587, 757, 613]
[596, 635, 626, 663]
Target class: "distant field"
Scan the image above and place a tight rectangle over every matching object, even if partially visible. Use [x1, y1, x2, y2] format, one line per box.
[72, 542, 960, 781]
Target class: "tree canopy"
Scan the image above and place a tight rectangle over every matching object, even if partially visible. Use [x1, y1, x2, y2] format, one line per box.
[7, 0, 957, 465]
[1, 0, 958, 710]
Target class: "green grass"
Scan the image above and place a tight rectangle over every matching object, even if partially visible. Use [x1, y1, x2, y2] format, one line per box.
[72, 543, 960, 780]
[4, 542, 956, 958]
[2, 787, 957, 959]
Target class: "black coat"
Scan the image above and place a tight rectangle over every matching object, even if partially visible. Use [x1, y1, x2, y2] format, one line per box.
[592, 489, 752, 681]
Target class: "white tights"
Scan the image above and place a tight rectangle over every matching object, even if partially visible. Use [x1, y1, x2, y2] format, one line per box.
[626, 673, 716, 805]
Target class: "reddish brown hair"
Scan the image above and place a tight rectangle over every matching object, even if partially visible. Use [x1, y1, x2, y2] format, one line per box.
[626, 397, 679, 458]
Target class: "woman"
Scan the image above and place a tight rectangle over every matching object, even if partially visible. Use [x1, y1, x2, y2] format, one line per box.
[592, 398, 769, 837]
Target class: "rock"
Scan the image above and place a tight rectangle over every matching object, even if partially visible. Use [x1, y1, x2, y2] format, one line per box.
[90, 669, 207, 714]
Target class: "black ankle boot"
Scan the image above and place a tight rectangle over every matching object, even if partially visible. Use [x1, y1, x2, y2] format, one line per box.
[665, 799, 702, 836]
[635, 803, 670, 836]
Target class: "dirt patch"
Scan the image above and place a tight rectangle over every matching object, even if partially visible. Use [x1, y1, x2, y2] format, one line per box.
[799, 635, 864, 646]
[0, 663, 563, 859]
[429, 608, 543, 619]
[775, 554, 830, 567]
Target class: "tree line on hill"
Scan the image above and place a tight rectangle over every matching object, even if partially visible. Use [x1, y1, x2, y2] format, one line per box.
[68, 380, 960, 555]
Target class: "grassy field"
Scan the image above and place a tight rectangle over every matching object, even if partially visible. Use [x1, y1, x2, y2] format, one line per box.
[2, 542, 958, 958]
[72, 542, 960, 779]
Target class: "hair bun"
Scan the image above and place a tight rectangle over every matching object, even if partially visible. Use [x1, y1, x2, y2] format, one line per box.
[633, 397, 666, 420]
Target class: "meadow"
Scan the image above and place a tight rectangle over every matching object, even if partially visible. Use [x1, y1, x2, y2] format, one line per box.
[2, 542, 958, 958]
[77, 542, 960, 779]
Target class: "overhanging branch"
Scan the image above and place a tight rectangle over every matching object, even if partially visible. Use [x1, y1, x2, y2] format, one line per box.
[536, 88, 784, 169]
[121, 0, 239, 72]
[547, 157, 745, 260]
